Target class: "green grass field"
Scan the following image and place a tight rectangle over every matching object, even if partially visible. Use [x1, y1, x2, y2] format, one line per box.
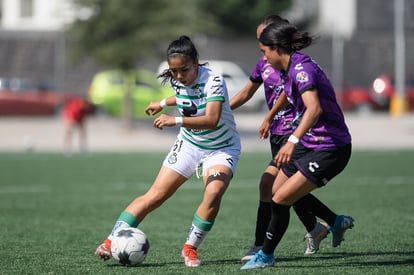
[0, 150, 413, 274]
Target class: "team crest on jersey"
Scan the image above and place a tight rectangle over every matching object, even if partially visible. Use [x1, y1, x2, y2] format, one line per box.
[296, 71, 309, 83]
[168, 152, 178, 164]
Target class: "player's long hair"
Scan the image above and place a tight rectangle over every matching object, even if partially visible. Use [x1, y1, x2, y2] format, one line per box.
[259, 23, 314, 55]
[261, 14, 289, 27]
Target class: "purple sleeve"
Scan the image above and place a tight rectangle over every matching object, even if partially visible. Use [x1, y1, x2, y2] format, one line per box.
[292, 63, 317, 94]
[249, 58, 266, 84]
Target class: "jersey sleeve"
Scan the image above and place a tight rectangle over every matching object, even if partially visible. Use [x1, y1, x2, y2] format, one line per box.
[293, 62, 317, 94]
[249, 58, 265, 84]
[205, 74, 226, 102]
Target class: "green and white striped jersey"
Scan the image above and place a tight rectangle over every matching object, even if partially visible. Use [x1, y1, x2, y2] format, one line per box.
[171, 66, 240, 151]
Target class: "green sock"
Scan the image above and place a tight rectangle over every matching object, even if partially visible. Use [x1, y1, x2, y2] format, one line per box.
[118, 211, 139, 227]
[193, 213, 214, 231]
[109, 211, 139, 238]
[185, 214, 214, 248]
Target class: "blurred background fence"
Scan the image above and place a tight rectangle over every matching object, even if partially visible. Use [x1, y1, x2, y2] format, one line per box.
[0, 0, 412, 99]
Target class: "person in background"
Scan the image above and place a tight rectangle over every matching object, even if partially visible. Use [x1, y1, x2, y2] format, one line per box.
[62, 97, 91, 156]
[95, 35, 241, 268]
[241, 20, 354, 270]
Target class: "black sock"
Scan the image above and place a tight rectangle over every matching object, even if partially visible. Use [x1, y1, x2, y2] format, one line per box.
[293, 204, 317, 232]
[262, 201, 291, 255]
[254, 201, 271, 246]
[294, 194, 336, 227]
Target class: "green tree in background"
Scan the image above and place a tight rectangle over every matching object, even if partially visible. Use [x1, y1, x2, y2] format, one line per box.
[68, 0, 221, 70]
[68, 0, 219, 128]
[198, 0, 292, 37]
[67, 0, 291, 127]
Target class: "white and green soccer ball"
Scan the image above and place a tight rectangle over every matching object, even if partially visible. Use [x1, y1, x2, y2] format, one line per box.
[111, 227, 150, 266]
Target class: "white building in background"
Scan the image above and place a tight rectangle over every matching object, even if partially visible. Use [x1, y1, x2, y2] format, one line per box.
[0, 0, 81, 31]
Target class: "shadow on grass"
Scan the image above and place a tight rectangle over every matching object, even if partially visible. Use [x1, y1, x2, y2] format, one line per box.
[276, 250, 414, 268]
[106, 258, 241, 268]
[105, 250, 414, 269]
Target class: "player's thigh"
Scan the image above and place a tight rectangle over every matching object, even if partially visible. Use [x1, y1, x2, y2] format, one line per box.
[273, 172, 317, 205]
[272, 169, 289, 195]
[264, 164, 279, 177]
[202, 148, 239, 178]
[147, 166, 188, 200]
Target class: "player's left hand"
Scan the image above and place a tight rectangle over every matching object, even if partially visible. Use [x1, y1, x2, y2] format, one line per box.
[153, 114, 175, 129]
[274, 142, 295, 167]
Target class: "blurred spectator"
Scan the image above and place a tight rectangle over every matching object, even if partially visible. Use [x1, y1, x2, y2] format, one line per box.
[62, 97, 92, 156]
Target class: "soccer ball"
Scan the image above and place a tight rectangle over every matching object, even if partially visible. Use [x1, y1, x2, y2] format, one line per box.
[110, 227, 150, 266]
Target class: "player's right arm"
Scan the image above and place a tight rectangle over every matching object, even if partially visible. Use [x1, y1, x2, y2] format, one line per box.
[259, 91, 288, 139]
[145, 96, 176, 116]
[230, 80, 261, 110]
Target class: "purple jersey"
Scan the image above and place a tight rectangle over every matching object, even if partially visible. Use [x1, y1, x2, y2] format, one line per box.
[281, 52, 351, 149]
[250, 57, 295, 135]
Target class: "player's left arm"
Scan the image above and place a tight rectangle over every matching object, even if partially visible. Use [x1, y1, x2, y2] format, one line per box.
[180, 74, 224, 130]
[180, 100, 222, 130]
[179, 74, 224, 129]
[291, 89, 322, 139]
[153, 75, 224, 130]
[273, 89, 322, 167]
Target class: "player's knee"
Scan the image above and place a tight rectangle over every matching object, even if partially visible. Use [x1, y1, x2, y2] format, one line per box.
[273, 193, 294, 206]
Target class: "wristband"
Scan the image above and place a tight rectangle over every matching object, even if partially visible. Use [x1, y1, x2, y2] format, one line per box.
[175, 116, 183, 126]
[159, 99, 167, 108]
[288, 134, 299, 144]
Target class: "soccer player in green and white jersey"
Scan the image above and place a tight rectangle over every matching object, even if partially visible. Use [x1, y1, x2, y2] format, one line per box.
[95, 35, 241, 268]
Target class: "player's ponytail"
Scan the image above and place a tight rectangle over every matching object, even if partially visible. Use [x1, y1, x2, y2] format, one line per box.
[259, 23, 315, 54]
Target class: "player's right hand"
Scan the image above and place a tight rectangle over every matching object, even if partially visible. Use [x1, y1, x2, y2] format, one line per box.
[145, 101, 163, 116]
[259, 119, 270, 139]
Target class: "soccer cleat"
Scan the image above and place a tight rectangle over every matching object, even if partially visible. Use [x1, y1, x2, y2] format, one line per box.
[240, 250, 275, 270]
[181, 244, 201, 267]
[95, 238, 112, 261]
[241, 245, 263, 262]
[331, 215, 354, 247]
[304, 221, 330, 254]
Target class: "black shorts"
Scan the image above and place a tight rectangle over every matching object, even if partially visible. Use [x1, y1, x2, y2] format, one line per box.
[281, 143, 352, 187]
[270, 134, 290, 157]
[268, 134, 309, 167]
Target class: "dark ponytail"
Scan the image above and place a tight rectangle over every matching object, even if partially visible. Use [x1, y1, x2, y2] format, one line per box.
[259, 23, 314, 54]
[291, 31, 313, 51]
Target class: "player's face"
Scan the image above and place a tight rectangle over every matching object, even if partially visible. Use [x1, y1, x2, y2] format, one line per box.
[259, 43, 283, 70]
[168, 56, 198, 86]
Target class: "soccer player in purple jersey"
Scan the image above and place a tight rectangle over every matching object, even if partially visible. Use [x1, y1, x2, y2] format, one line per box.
[232, 15, 353, 261]
[241, 21, 354, 270]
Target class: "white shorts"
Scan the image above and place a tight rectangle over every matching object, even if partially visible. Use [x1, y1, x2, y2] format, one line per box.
[162, 138, 241, 179]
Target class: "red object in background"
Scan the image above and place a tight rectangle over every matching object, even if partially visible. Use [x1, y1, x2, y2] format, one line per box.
[371, 74, 414, 111]
[62, 97, 92, 123]
[0, 77, 78, 116]
[336, 86, 380, 112]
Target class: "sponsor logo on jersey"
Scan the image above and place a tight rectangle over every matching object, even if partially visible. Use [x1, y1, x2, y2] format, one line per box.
[296, 71, 309, 83]
[294, 63, 304, 70]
